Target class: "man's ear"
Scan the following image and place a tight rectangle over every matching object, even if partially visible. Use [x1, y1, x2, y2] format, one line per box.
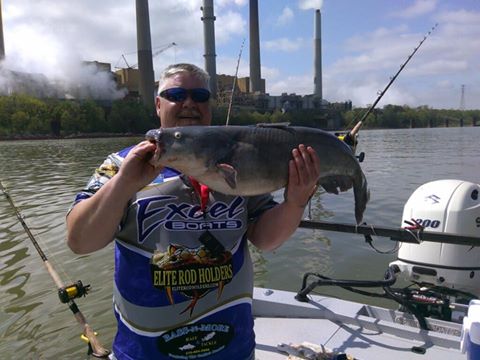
[155, 96, 162, 116]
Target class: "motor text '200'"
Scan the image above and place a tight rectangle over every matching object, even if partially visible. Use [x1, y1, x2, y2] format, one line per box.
[415, 218, 441, 229]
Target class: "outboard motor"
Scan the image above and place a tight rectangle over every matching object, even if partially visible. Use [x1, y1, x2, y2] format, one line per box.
[391, 179, 480, 298]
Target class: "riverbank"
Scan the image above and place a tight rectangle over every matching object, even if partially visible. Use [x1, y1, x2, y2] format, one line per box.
[0, 132, 142, 141]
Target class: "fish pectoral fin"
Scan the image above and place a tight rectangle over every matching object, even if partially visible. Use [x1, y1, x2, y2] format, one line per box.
[320, 176, 353, 194]
[216, 163, 238, 189]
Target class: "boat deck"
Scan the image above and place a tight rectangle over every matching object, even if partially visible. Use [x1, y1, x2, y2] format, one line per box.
[253, 288, 466, 359]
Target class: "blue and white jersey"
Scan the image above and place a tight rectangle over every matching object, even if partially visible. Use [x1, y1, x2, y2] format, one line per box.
[71, 146, 276, 360]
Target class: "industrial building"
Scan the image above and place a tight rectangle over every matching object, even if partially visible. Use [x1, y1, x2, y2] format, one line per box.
[0, 0, 352, 121]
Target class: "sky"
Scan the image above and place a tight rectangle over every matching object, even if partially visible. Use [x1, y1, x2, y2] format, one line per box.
[1, 0, 480, 109]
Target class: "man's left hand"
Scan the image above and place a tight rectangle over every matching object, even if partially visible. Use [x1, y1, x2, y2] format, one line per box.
[285, 144, 320, 208]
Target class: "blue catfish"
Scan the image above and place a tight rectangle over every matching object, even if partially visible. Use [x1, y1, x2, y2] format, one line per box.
[146, 125, 369, 223]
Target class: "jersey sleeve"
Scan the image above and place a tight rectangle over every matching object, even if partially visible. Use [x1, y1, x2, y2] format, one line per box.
[67, 152, 125, 213]
[246, 193, 278, 223]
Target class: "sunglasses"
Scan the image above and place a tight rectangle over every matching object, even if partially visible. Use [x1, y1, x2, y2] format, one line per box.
[159, 87, 211, 103]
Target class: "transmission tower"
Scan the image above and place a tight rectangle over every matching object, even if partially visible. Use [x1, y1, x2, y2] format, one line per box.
[460, 84, 465, 110]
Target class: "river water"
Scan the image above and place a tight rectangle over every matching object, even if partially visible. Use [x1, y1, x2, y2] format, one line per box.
[0, 127, 479, 359]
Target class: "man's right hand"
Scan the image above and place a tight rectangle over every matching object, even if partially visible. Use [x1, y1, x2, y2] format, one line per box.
[66, 140, 163, 254]
[117, 141, 164, 192]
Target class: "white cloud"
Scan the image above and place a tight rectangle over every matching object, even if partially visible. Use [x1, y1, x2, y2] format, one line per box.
[215, 11, 247, 44]
[268, 74, 313, 95]
[393, 0, 437, 18]
[263, 38, 305, 52]
[298, 0, 324, 10]
[216, 0, 248, 8]
[277, 7, 294, 26]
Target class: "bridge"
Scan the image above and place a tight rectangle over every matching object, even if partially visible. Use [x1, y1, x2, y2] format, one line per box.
[410, 115, 479, 128]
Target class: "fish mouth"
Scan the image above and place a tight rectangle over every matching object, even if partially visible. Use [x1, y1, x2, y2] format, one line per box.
[146, 129, 167, 165]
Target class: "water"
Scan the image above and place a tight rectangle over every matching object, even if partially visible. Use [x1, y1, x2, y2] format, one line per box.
[0, 127, 479, 359]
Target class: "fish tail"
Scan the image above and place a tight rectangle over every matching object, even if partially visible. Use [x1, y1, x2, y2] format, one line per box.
[353, 172, 369, 224]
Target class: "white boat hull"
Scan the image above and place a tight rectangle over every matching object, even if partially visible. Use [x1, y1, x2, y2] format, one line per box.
[253, 287, 465, 359]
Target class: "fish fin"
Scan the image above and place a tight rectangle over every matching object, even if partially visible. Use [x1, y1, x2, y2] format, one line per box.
[216, 163, 238, 189]
[353, 172, 369, 224]
[320, 176, 353, 195]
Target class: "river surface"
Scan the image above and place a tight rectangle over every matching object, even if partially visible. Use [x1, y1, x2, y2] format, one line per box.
[0, 127, 479, 359]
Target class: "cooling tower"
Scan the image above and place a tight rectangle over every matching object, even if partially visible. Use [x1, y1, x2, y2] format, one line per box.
[201, 0, 218, 98]
[249, 0, 261, 93]
[136, 0, 155, 108]
[0, 0, 5, 60]
[314, 9, 322, 99]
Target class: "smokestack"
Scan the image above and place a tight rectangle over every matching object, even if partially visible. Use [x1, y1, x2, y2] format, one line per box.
[201, 0, 217, 98]
[313, 9, 322, 99]
[249, 0, 261, 93]
[136, 0, 155, 109]
[0, 0, 5, 61]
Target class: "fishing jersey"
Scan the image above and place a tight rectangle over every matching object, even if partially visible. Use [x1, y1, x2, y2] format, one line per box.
[71, 145, 277, 360]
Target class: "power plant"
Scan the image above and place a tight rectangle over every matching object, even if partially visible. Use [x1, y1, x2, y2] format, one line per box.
[0, 0, 339, 114]
[135, 0, 155, 109]
[0, 0, 4, 61]
[314, 9, 322, 99]
[201, 1, 328, 112]
[248, 0, 262, 93]
[201, 0, 218, 98]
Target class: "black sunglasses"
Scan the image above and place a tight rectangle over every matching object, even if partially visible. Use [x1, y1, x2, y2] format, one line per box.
[159, 87, 211, 103]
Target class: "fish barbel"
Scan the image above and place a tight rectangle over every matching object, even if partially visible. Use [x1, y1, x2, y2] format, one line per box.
[146, 125, 369, 223]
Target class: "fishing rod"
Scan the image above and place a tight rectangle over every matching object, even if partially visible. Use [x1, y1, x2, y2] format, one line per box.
[344, 23, 439, 134]
[299, 219, 480, 247]
[226, 38, 246, 126]
[0, 180, 110, 358]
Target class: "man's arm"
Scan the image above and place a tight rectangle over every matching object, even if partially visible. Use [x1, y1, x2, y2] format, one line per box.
[248, 145, 320, 251]
[66, 141, 161, 254]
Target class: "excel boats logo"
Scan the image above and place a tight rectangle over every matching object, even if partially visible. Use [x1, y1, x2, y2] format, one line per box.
[135, 195, 245, 243]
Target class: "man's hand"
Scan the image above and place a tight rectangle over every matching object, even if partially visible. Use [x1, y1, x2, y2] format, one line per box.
[117, 141, 163, 192]
[285, 144, 320, 208]
[66, 140, 163, 254]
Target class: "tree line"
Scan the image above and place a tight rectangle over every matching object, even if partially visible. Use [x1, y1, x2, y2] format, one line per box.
[0, 94, 478, 139]
[0, 94, 156, 138]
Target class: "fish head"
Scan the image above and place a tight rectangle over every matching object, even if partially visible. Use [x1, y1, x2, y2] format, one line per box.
[146, 126, 233, 178]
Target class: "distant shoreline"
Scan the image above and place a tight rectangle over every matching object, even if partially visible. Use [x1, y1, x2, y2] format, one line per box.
[0, 133, 143, 141]
[1, 125, 476, 142]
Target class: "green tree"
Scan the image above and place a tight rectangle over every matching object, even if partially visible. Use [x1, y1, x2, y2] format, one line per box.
[107, 99, 154, 133]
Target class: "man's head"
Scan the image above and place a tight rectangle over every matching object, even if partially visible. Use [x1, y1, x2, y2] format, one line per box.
[156, 63, 212, 128]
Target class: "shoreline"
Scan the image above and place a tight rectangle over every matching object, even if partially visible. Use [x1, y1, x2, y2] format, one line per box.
[1, 125, 476, 142]
[0, 133, 143, 141]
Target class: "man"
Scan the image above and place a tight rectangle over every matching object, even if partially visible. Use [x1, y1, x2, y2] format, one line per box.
[67, 63, 320, 360]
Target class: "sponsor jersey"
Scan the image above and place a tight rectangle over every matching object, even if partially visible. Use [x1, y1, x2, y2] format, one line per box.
[71, 145, 276, 360]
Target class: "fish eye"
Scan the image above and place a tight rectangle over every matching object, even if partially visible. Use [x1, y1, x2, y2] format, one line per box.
[174, 131, 182, 139]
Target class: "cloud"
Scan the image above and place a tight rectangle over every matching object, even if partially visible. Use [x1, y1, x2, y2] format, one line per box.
[298, 0, 324, 11]
[277, 7, 294, 26]
[263, 38, 306, 52]
[268, 74, 312, 96]
[216, 0, 248, 8]
[215, 11, 247, 44]
[392, 0, 437, 18]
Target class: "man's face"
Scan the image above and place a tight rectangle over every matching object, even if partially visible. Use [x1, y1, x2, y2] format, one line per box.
[155, 72, 212, 128]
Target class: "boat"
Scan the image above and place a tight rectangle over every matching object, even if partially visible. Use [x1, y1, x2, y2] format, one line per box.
[253, 179, 480, 359]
